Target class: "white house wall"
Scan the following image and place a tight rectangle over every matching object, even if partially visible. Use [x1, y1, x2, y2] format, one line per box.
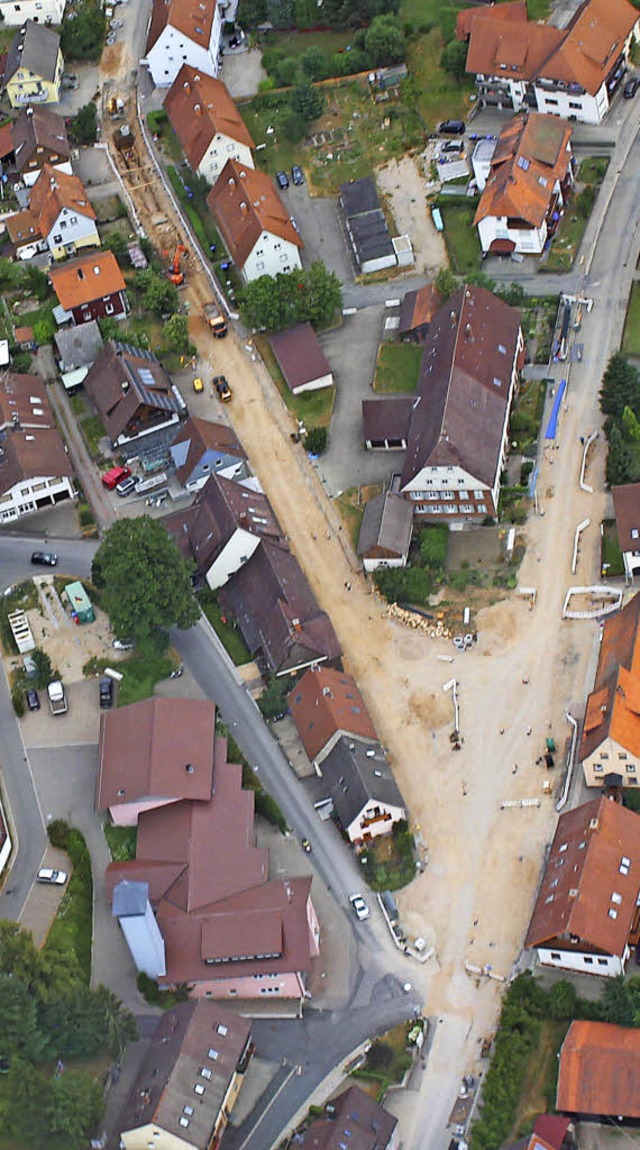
[536, 945, 626, 977]
[293, 371, 333, 395]
[534, 82, 607, 124]
[48, 206, 99, 257]
[0, 474, 74, 522]
[118, 902, 166, 979]
[199, 135, 253, 185]
[145, 7, 222, 89]
[477, 215, 546, 256]
[243, 233, 301, 282]
[22, 159, 72, 188]
[363, 554, 406, 573]
[0, 0, 64, 23]
[205, 527, 260, 590]
[347, 800, 406, 843]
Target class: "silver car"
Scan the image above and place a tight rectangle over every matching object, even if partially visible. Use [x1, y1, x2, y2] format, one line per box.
[37, 868, 67, 885]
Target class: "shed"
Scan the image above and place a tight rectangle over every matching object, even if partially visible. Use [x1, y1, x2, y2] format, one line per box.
[357, 491, 413, 572]
[269, 323, 334, 394]
[63, 580, 95, 624]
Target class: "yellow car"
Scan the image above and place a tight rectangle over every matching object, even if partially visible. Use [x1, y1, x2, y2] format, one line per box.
[193, 377, 204, 393]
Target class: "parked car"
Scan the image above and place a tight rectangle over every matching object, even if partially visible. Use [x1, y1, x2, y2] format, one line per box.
[61, 74, 79, 90]
[291, 164, 304, 186]
[99, 677, 114, 709]
[25, 689, 40, 711]
[112, 638, 134, 650]
[37, 868, 67, 885]
[349, 893, 370, 921]
[115, 476, 137, 497]
[275, 170, 289, 189]
[30, 551, 57, 566]
[193, 376, 204, 393]
[623, 77, 639, 98]
[438, 119, 465, 135]
[102, 465, 131, 490]
[106, 32, 117, 44]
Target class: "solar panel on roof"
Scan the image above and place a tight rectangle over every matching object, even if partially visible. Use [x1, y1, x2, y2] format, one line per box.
[137, 368, 156, 386]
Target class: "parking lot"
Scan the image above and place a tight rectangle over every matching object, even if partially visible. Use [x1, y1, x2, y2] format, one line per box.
[22, 680, 104, 748]
[284, 182, 354, 284]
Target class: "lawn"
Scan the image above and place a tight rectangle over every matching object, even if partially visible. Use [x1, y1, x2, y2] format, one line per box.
[44, 823, 93, 984]
[543, 209, 590, 272]
[353, 1022, 414, 1100]
[360, 824, 417, 891]
[198, 587, 252, 665]
[255, 334, 335, 428]
[147, 109, 184, 164]
[117, 648, 177, 707]
[80, 414, 107, 459]
[407, 27, 473, 130]
[264, 28, 354, 57]
[440, 203, 482, 275]
[373, 342, 423, 393]
[334, 486, 378, 549]
[623, 281, 640, 359]
[104, 822, 137, 862]
[506, 1020, 569, 1142]
[577, 155, 609, 184]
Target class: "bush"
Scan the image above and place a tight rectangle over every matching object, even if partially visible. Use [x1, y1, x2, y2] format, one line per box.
[576, 184, 596, 219]
[71, 102, 98, 144]
[137, 972, 164, 1004]
[375, 566, 433, 606]
[255, 789, 288, 833]
[275, 56, 300, 86]
[304, 426, 328, 455]
[11, 690, 24, 717]
[282, 110, 307, 143]
[419, 525, 448, 569]
[291, 82, 325, 123]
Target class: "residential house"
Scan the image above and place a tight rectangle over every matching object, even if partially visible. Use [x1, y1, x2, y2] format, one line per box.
[0, 371, 74, 522]
[296, 1086, 398, 1150]
[9, 105, 71, 187]
[164, 64, 254, 185]
[118, 1000, 252, 1150]
[168, 416, 247, 492]
[49, 251, 127, 325]
[3, 21, 63, 107]
[459, 0, 640, 124]
[524, 795, 640, 976]
[506, 1116, 575, 1150]
[0, 0, 65, 23]
[207, 159, 302, 283]
[83, 340, 184, 448]
[95, 696, 217, 826]
[362, 397, 413, 451]
[54, 319, 103, 374]
[580, 593, 640, 787]
[398, 283, 440, 341]
[612, 483, 640, 580]
[28, 164, 99, 260]
[5, 207, 45, 260]
[474, 113, 574, 256]
[165, 470, 282, 590]
[144, 0, 223, 89]
[316, 737, 406, 844]
[357, 491, 413, 572]
[219, 540, 341, 676]
[401, 284, 524, 522]
[339, 177, 396, 275]
[288, 666, 378, 768]
[269, 324, 334, 394]
[557, 1020, 640, 1120]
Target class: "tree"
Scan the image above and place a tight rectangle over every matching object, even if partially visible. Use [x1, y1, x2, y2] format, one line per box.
[91, 517, 199, 641]
[548, 979, 579, 1021]
[48, 1072, 104, 1150]
[31, 647, 54, 689]
[440, 38, 468, 81]
[299, 260, 342, 328]
[239, 263, 341, 332]
[135, 269, 179, 316]
[600, 352, 640, 419]
[304, 426, 327, 455]
[621, 404, 640, 442]
[71, 102, 98, 144]
[606, 424, 634, 486]
[275, 56, 300, 87]
[21, 263, 49, 301]
[98, 316, 119, 340]
[257, 675, 294, 719]
[33, 316, 55, 345]
[435, 266, 456, 300]
[290, 82, 325, 124]
[61, 2, 106, 61]
[364, 14, 406, 66]
[301, 45, 327, 81]
[239, 274, 288, 330]
[281, 110, 307, 144]
[0, 974, 45, 1062]
[163, 313, 193, 355]
[601, 975, 634, 1026]
[1, 1059, 51, 1145]
[103, 231, 129, 261]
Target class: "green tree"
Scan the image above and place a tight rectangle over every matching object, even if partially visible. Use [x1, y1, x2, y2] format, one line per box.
[621, 404, 640, 442]
[419, 525, 448, 569]
[33, 316, 55, 345]
[1, 1059, 51, 1145]
[239, 274, 288, 330]
[31, 647, 54, 689]
[162, 313, 192, 354]
[606, 424, 634, 486]
[275, 56, 300, 86]
[0, 974, 46, 1062]
[21, 263, 49, 301]
[375, 566, 433, 606]
[440, 38, 468, 81]
[71, 101, 98, 144]
[61, 2, 106, 61]
[600, 352, 640, 419]
[435, 266, 456, 300]
[0, 257, 20, 290]
[281, 110, 307, 143]
[290, 82, 325, 123]
[304, 426, 327, 454]
[0, 922, 46, 998]
[103, 231, 129, 261]
[548, 979, 578, 1021]
[48, 1072, 104, 1149]
[600, 975, 634, 1026]
[136, 269, 179, 316]
[91, 517, 199, 641]
[300, 259, 342, 327]
[364, 14, 406, 66]
[99, 316, 120, 340]
[40, 986, 110, 1059]
[257, 675, 293, 719]
[301, 44, 327, 80]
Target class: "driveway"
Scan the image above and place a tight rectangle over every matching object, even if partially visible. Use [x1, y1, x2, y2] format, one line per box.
[22, 681, 103, 749]
[285, 183, 354, 284]
[220, 49, 266, 99]
[58, 63, 101, 116]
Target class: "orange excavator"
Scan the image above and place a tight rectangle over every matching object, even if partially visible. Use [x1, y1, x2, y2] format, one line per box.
[165, 244, 188, 286]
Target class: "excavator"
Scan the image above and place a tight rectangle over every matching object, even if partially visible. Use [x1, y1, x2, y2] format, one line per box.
[165, 244, 188, 287]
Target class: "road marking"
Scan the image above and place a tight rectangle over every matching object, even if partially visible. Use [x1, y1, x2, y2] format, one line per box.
[236, 1063, 298, 1150]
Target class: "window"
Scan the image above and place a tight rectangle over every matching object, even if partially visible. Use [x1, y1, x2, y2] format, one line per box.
[612, 892, 622, 905]
[183, 1106, 194, 1117]
[569, 101, 581, 109]
[194, 1084, 205, 1095]
[550, 952, 561, 960]
[629, 778, 638, 786]
[180, 1118, 190, 1128]
[632, 528, 639, 540]
[208, 1048, 219, 1060]
[559, 843, 568, 853]
[279, 254, 289, 263]
[545, 97, 558, 105]
[105, 303, 114, 315]
[597, 959, 608, 966]
[600, 753, 609, 760]
[583, 956, 593, 964]
[53, 234, 62, 243]
[478, 505, 487, 514]
[609, 908, 618, 919]
[256, 261, 265, 270]
[217, 1023, 228, 1036]
[619, 752, 628, 760]
[593, 764, 604, 772]
[459, 490, 469, 500]
[200, 1067, 212, 1080]
[627, 764, 636, 773]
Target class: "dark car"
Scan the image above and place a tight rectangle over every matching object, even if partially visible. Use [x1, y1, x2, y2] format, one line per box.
[30, 551, 58, 566]
[25, 689, 40, 711]
[291, 164, 304, 186]
[99, 677, 114, 709]
[438, 119, 465, 135]
[623, 77, 639, 98]
[275, 170, 289, 189]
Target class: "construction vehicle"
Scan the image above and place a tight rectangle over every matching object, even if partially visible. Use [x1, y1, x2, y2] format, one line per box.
[108, 95, 125, 120]
[214, 375, 232, 402]
[165, 244, 188, 287]
[204, 302, 228, 338]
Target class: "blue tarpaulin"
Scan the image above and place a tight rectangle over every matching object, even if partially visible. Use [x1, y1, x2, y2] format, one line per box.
[545, 379, 566, 439]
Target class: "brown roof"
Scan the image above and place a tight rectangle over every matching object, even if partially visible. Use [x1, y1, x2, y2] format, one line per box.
[146, 0, 218, 53]
[165, 472, 282, 574]
[362, 397, 413, 443]
[542, 0, 639, 95]
[28, 164, 96, 238]
[12, 105, 69, 174]
[464, 17, 563, 82]
[525, 795, 640, 956]
[0, 123, 13, 161]
[118, 1000, 251, 1150]
[83, 341, 180, 441]
[95, 697, 217, 814]
[357, 491, 413, 561]
[164, 65, 254, 170]
[557, 1020, 640, 1117]
[298, 1087, 397, 1150]
[579, 593, 640, 761]
[401, 284, 522, 490]
[0, 372, 73, 495]
[49, 251, 126, 311]
[269, 324, 333, 392]
[456, 0, 528, 41]
[613, 483, 640, 553]
[207, 159, 302, 269]
[398, 283, 441, 336]
[5, 209, 41, 245]
[169, 416, 246, 486]
[288, 666, 377, 762]
[475, 113, 573, 229]
[219, 540, 341, 676]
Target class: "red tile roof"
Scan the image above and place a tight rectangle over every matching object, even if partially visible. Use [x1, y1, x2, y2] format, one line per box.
[557, 1020, 640, 1116]
[456, 0, 528, 41]
[146, 0, 218, 53]
[49, 251, 126, 311]
[28, 163, 96, 238]
[164, 65, 254, 170]
[207, 159, 302, 269]
[613, 483, 640, 554]
[579, 593, 640, 761]
[475, 113, 573, 229]
[288, 665, 377, 762]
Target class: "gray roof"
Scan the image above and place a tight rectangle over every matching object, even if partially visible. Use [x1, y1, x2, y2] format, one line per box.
[54, 320, 103, 372]
[4, 21, 61, 84]
[340, 177, 380, 217]
[320, 736, 405, 831]
[112, 879, 149, 918]
[357, 492, 413, 560]
[347, 210, 394, 264]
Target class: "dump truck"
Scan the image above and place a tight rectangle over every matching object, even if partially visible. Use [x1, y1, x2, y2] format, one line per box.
[47, 681, 67, 715]
[204, 303, 228, 338]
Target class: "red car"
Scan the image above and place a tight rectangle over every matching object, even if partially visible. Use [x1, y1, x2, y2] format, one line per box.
[102, 465, 131, 490]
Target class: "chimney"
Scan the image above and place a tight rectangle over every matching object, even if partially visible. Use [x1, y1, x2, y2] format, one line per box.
[185, 763, 194, 773]
[121, 379, 129, 392]
[77, 268, 84, 280]
[194, 103, 202, 116]
[239, 201, 248, 213]
[26, 106, 33, 117]
[464, 323, 473, 341]
[194, 73, 201, 81]
[291, 617, 301, 631]
[228, 177, 236, 187]
[183, 80, 191, 92]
